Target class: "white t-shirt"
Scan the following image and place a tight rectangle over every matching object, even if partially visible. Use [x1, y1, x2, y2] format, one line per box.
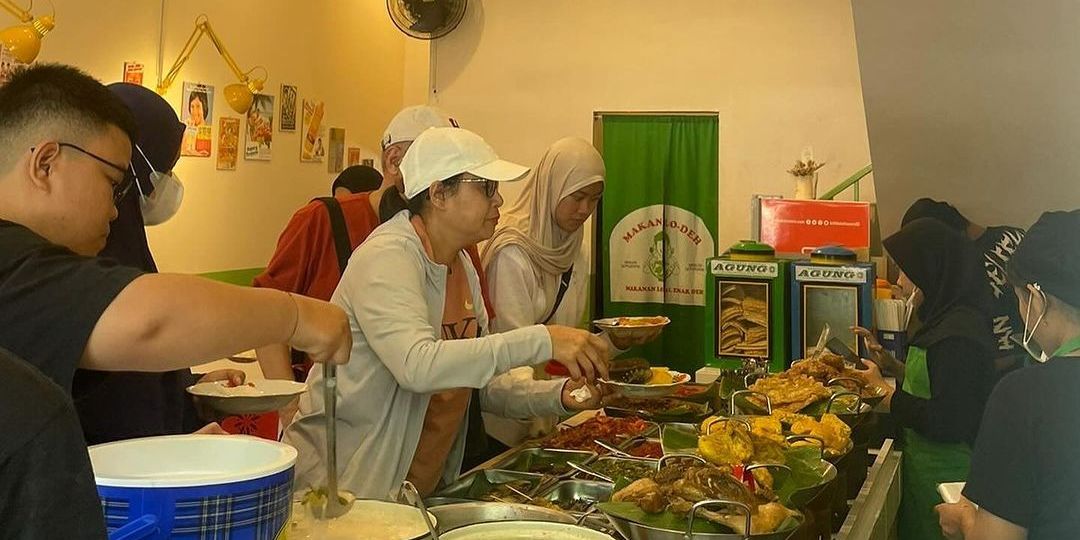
[483, 245, 589, 445]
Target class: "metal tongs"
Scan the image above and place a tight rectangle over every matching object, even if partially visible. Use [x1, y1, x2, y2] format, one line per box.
[567, 461, 614, 483]
[401, 481, 440, 540]
[593, 439, 633, 458]
[809, 323, 831, 362]
[320, 362, 355, 519]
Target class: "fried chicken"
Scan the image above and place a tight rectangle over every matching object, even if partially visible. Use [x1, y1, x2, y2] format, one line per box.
[748, 374, 831, 413]
[612, 463, 796, 534]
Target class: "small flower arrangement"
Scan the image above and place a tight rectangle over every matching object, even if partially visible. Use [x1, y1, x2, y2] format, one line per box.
[787, 159, 827, 177]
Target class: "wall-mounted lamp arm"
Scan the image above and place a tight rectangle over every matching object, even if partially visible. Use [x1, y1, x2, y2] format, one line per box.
[156, 15, 265, 96]
[156, 16, 210, 95]
[0, 0, 32, 23]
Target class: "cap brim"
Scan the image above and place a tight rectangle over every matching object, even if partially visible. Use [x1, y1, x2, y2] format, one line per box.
[468, 159, 530, 183]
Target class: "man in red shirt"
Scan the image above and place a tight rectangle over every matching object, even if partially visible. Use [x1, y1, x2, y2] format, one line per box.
[254, 106, 491, 392]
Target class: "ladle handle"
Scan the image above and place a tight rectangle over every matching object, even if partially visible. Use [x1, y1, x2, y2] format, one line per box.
[324, 362, 340, 516]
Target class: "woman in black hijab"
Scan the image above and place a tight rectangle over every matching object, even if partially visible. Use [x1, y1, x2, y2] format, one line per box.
[72, 83, 238, 444]
[858, 218, 997, 540]
[99, 83, 184, 271]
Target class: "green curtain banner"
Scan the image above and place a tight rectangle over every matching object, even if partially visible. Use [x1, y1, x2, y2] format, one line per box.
[598, 115, 719, 374]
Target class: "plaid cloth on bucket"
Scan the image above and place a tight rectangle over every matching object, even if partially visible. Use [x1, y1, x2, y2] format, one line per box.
[102, 471, 293, 539]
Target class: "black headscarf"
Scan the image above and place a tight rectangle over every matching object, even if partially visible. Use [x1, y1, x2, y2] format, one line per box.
[98, 83, 185, 272]
[75, 83, 194, 445]
[884, 218, 994, 349]
[901, 198, 969, 231]
[1009, 210, 1080, 309]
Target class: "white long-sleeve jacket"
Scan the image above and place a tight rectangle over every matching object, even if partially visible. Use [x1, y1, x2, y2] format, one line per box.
[283, 212, 566, 499]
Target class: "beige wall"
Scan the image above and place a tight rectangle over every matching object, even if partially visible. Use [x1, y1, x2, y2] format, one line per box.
[39, 0, 406, 273]
[421, 0, 874, 253]
[852, 0, 1080, 235]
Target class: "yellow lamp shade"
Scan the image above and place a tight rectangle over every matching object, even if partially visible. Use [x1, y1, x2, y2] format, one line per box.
[0, 15, 54, 64]
[224, 82, 253, 114]
[0, 25, 41, 64]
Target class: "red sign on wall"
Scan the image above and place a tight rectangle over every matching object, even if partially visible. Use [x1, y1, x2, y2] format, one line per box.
[122, 62, 144, 86]
[759, 199, 872, 256]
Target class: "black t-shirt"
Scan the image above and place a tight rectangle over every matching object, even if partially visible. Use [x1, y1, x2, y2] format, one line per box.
[964, 358, 1080, 539]
[972, 225, 1026, 355]
[0, 347, 106, 539]
[0, 220, 142, 391]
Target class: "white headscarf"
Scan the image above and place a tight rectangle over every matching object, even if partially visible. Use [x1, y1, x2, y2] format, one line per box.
[481, 137, 605, 288]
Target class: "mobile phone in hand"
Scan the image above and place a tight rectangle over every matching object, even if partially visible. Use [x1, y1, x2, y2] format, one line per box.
[826, 337, 861, 367]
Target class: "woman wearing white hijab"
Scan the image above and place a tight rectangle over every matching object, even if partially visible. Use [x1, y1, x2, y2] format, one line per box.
[480, 137, 652, 444]
[483, 137, 605, 331]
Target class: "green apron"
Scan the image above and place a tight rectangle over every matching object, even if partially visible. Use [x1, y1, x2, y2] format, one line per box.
[898, 346, 973, 540]
[1052, 335, 1080, 358]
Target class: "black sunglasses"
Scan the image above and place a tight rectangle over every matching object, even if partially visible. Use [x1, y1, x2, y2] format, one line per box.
[32, 142, 135, 204]
[458, 175, 499, 198]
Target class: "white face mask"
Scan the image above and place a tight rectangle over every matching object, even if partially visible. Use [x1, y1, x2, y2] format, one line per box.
[1021, 284, 1050, 363]
[133, 145, 184, 226]
[904, 286, 921, 330]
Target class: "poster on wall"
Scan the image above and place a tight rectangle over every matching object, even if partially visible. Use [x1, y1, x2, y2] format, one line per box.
[180, 82, 213, 157]
[217, 117, 240, 170]
[279, 84, 297, 131]
[123, 62, 144, 85]
[347, 147, 362, 167]
[301, 99, 326, 162]
[244, 94, 274, 161]
[362, 158, 374, 167]
[0, 47, 24, 85]
[328, 128, 346, 173]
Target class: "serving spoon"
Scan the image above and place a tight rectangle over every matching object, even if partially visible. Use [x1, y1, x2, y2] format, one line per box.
[320, 362, 355, 519]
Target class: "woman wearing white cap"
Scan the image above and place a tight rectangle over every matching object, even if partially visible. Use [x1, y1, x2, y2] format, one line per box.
[283, 127, 610, 499]
[479, 137, 658, 446]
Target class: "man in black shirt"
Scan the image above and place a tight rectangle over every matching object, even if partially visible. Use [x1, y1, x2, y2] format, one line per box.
[0, 348, 106, 539]
[0, 64, 352, 535]
[936, 210, 1080, 540]
[903, 198, 1026, 371]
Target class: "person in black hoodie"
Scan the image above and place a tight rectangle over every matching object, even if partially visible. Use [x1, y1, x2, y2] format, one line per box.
[72, 83, 241, 444]
[857, 218, 997, 540]
[903, 198, 1026, 372]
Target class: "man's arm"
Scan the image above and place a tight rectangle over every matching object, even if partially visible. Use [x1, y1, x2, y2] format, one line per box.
[81, 274, 350, 371]
[968, 510, 1027, 540]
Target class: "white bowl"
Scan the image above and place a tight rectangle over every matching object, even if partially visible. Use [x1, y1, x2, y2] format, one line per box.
[440, 520, 611, 540]
[186, 379, 307, 415]
[90, 434, 297, 488]
[288, 499, 436, 540]
[602, 369, 691, 398]
[593, 316, 670, 342]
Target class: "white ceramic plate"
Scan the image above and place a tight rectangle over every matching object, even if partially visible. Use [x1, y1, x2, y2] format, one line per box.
[602, 369, 691, 398]
[186, 379, 307, 415]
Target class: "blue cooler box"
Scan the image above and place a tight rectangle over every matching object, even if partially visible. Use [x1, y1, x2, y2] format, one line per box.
[90, 435, 297, 540]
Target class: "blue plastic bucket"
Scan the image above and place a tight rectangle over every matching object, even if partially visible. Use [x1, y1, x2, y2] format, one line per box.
[90, 435, 297, 540]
